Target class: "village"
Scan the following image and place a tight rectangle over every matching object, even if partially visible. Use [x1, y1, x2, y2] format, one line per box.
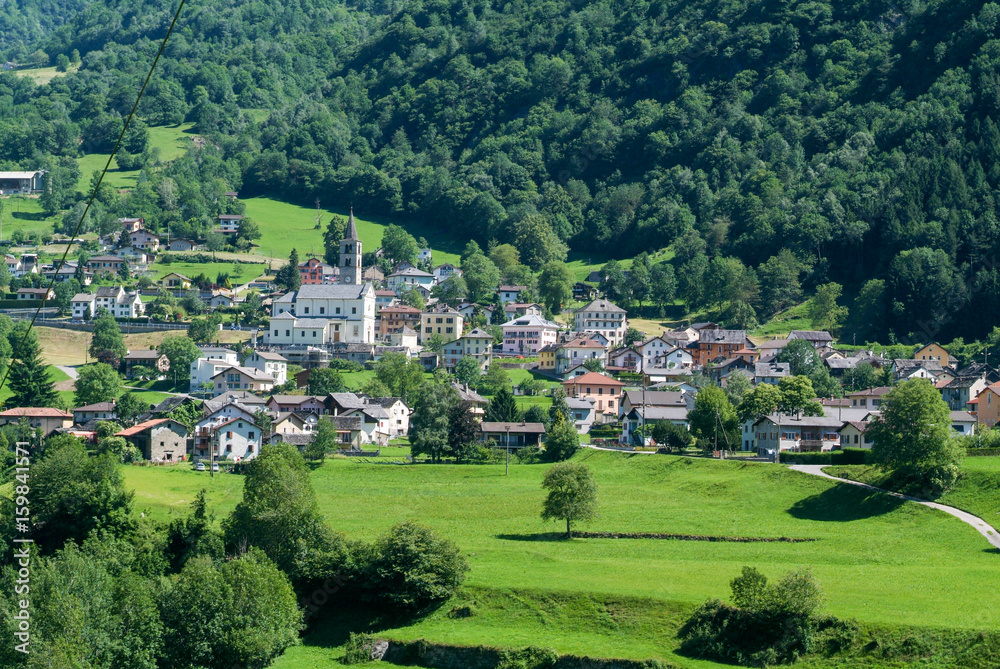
[0, 202, 990, 466]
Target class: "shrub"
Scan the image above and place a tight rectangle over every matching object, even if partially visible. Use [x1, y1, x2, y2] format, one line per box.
[496, 646, 558, 669]
[342, 632, 378, 665]
[329, 359, 364, 372]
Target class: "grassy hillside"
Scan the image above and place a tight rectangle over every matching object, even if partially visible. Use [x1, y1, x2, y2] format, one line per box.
[75, 123, 198, 192]
[123, 451, 1000, 667]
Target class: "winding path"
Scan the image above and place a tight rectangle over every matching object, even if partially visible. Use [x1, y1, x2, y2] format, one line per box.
[789, 465, 1000, 550]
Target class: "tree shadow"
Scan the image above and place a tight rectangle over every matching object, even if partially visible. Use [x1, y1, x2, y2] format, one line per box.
[496, 532, 570, 542]
[303, 600, 450, 649]
[788, 485, 905, 522]
[12, 211, 45, 221]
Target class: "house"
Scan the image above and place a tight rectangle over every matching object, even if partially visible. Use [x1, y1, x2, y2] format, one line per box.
[217, 214, 243, 234]
[951, 411, 977, 436]
[891, 359, 945, 382]
[555, 337, 607, 376]
[375, 290, 397, 308]
[71, 286, 144, 320]
[846, 387, 892, 410]
[245, 351, 288, 386]
[378, 305, 422, 337]
[298, 257, 338, 285]
[452, 383, 488, 417]
[386, 326, 419, 351]
[161, 272, 192, 290]
[971, 383, 1000, 428]
[501, 314, 561, 355]
[573, 282, 597, 301]
[86, 255, 126, 273]
[504, 302, 543, 318]
[73, 402, 117, 424]
[387, 267, 435, 295]
[266, 395, 327, 415]
[707, 357, 754, 384]
[440, 328, 494, 371]
[497, 285, 527, 305]
[480, 422, 546, 448]
[432, 263, 462, 283]
[752, 414, 844, 454]
[562, 371, 625, 420]
[756, 338, 790, 361]
[113, 246, 149, 265]
[211, 366, 276, 396]
[691, 329, 751, 367]
[194, 414, 262, 462]
[754, 362, 791, 385]
[418, 248, 433, 264]
[268, 283, 377, 345]
[363, 266, 386, 283]
[574, 299, 628, 349]
[0, 170, 45, 193]
[367, 397, 410, 436]
[16, 287, 53, 301]
[619, 390, 690, 418]
[956, 363, 1000, 384]
[116, 418, 188, 462]
[566, 397, 596, 434]
[326, 392, 368, 415]
[271, 412, 316, 436]
[0, 408, 73, 435]
[119, 217, 144, 233]
[129, 229, 160, 251]
[6, 253, 39, 278]
[343, 404, 392, 446]
[913, 343, 951, 367]
[419, 305, 464, 345]
[621, 406, 690, 445]
[277, 415, 364, 450]
[202, 392, 268, 416]
[838, 421, 873, 449]
[940, 376, 988, 411]
[787, 331, 835, 350]
[643, 368, 695, 388]
[168, 239, 198, 251]
[122, 350, 170, 379]
[42, 261, 91, 285]
[189, 347, 241, 392]
[148, 395, 201, 418]
[538, 344, 557, 373]
[607, 347, 642, 373]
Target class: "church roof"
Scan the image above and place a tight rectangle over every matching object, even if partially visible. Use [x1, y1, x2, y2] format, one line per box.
[344, 208, 359, 240]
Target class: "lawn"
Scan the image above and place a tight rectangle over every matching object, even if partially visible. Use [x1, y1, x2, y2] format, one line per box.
[123, 450, 1000, 667]
[147, 261, 266, 284]
[10, 64, 78, 84]
[242, 196, 462, 266]
[75, 123, 197, 193]
[0, 195, 58, 239]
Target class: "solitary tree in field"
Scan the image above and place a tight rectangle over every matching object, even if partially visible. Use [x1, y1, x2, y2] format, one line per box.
[541, 462, 597, 539]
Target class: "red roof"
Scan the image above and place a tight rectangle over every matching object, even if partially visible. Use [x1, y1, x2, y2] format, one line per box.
[562, 372, 625, 387]
[0, 407, 71, 418]
[116, 418, 176, 437]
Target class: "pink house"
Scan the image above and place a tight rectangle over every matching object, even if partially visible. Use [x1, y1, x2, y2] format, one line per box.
[501, 314, 561, 355]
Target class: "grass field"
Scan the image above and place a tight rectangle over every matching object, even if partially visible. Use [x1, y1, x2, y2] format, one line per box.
[75, 123, 197, 192]
[10, 64, 78, 84]
[0, 195, 58, 238]
[243, 197, 463, 266]
[121, 451, 1000, 667]
[147, 261, 266, 284]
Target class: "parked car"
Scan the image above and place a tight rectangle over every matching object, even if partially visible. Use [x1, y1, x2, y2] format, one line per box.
[211, 462, 219, 472]
[194, 462, 206, 471]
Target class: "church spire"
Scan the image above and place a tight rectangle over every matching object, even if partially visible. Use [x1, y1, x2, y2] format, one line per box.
[345, 207, 359, 240]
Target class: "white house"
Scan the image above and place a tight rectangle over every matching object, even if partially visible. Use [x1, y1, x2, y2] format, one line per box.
[71, 286, 144, 320]
[268, 283, 377, 345]
[366, 397, 410, 437]
[440, 328, 494, 370]
[574, 299, 628, 349]
[432, 263, 462, 283]
[638, 337, 692, 371]
[387, 267, 435, 295]
[344, 404, 392, 446]
[194, 403, 263, 461]
[245, 351, 288, 386]
[497, 285, 526, 304]
[189, 347, 241, 393]
[752, 414, 844, 454]
[566, 397, 596, 434]
[210, 366, 276, 396]
[501, 314, 562, 355]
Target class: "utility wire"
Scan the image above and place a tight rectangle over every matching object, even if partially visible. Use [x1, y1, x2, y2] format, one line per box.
[0, 0, 187, 398]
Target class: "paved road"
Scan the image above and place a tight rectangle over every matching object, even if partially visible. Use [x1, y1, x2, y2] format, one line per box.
[789, 465, 1000, 550]
[56, 365, 78, 379]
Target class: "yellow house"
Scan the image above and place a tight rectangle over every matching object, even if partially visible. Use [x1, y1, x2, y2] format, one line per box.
[538, 344, 557, 372]
[161, 272, 192, 290]
[419, 306, 463, 345]
[914, 343, 950, 367]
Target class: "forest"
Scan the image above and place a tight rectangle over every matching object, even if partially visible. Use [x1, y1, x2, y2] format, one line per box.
[2, 0, 1000, 341]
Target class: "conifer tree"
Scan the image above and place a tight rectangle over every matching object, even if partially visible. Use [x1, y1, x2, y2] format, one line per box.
[7, 323, 58, 408]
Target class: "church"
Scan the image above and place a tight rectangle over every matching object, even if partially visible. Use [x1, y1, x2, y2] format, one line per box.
[266, 209, 377, 347]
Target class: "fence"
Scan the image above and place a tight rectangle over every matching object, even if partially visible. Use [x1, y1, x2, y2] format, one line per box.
[8, 317, 189, 333]
[341, 448, 381, 457]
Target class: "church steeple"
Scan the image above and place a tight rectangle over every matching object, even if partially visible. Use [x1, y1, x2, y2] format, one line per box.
[339, 207, 362, 285]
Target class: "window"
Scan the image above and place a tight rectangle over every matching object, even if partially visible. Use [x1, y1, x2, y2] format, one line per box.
[320, 307, 325, 314]
[285, 330, 290, 337]
[304, 307, 310, 314]
[336, 307, 341, 314]
[274, 330, 279, 336]
[352, 307, 357, 314]
[249, 432, 255, 439]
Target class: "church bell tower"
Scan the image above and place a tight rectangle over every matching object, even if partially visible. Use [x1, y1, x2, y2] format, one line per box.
[339, 208, 362, 285]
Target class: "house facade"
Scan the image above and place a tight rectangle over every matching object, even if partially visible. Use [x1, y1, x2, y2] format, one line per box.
[501, 314, 561, 354]
[419, 305, 464, 345]
[268, 283, 377, 345]
[211, 367, 276, 396]
[440, 329, 493, 370]
[752, 414, 844, 453]
[117, 418, 188, 462]
[562, 371, 624, 420]
[574, 299, 628, 348]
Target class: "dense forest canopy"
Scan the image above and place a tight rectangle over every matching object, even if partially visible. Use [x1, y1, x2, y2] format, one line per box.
[2, 0, 1000, 341]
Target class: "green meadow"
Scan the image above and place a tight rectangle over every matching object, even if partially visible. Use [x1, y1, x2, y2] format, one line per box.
[75, 123, 197, 192]
[121, 450, 1000, 668]
[148, 261, 267, 284]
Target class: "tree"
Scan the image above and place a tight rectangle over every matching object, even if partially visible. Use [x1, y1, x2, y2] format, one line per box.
[399, 285, 426, 309]
[374, 352, 425, 402]
[205, 231, 226, 259]
[688, 384, 738, 448]
[306, 416, 339, 462]
[53, 279, 80, 316]
[308, 367, 346, 396]
[542, 412, 579, 462]
[116, 391, 146, 426]
[432, 275, 468, 306]
[6, 323, 57, 408]
[380, 224, 420, 266]
[360, 376, 392, 398]
[29, 438, 135, 554]
[236, 218, 261, 244]
[478, 363, 510, 395]
[737, 383, 783, 424]
[410, 382, 460, 462]
[462, 252, 501, 304]
[777, 376, 821, 417]
[425, 332, 447, 353]
[808, 282, 848, 335]
[776, 338, 819, 377]
[275, 248, 302, 291]
[867, 379, 961, 494]
[651, 420, 692, 452]
[537, 260, 573, 313]
[842, 361, 879, 392]
[650, 262, 676, 313]
[724, 372, 752, 407]
[454, 356, 482, 387]
[363, 522, 469, 611]
[252, 408, 274, 435]
[323, 214, 347, 265]
[159, 336, 202, 386]
[485, 386, 520, 422]
[582, 357, 605, 373]
[448, 401, 480, 462]
[74, 363, 122, 406]
[89, 309, 126, 366]
[541, 462, 597, 538]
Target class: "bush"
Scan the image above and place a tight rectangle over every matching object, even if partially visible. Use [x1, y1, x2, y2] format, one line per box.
[329, 359, 364, 372]
[342, 632, 379, 665]
[496, 646, 558, 669]
[362, 521, 469, 611]
[882, 463, 959, 499]
[466, 444, 505, 464]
